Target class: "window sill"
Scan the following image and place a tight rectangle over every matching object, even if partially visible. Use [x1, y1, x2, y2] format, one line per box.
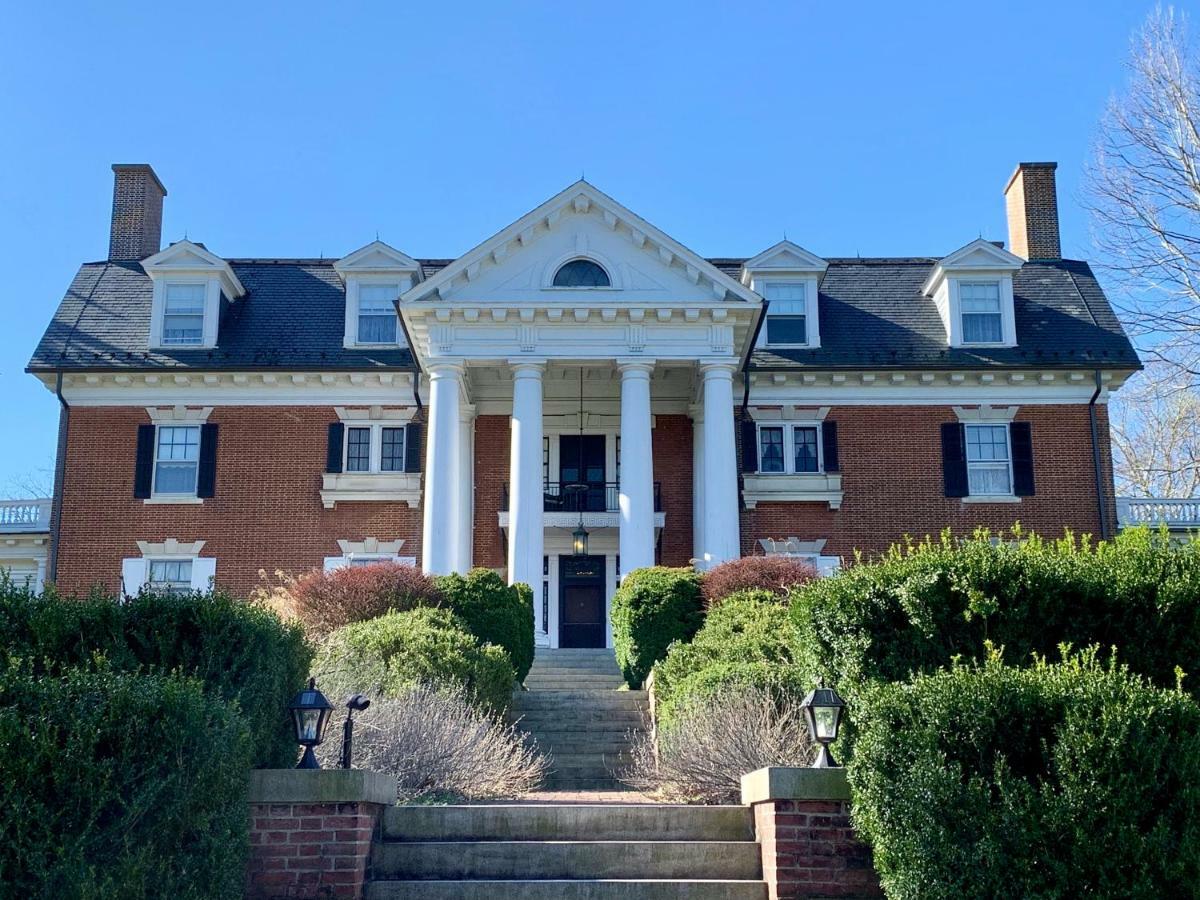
[742, 473, 843, 510]
[321, 472, 422, 509]
[961, 494, 1021, 504]
[144, 496, 204, 505]
[763, 343, 817, 350]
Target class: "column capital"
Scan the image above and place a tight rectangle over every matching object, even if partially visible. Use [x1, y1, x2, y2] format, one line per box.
[508, 359, 547, 377]
[617, 359, 656, 377]
[426, 360, 465, 378]
[698, 359, 739, 378]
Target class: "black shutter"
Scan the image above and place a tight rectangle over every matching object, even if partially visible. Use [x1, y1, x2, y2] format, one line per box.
[941, 422, 968, 498]
[740, 420, 758, 473]
[326, 423, 344, 474]
[133, 425, 155, 499]
[197, 424, 218, 499]
[821, 420, 840, 473]
[1010, 421, 1035, 496]
[405, 423, 424, 473]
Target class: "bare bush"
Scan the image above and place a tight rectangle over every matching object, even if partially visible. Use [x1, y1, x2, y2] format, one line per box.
[317, 683, 549, 801]
[620, 684, 814, 804]
[701, 556, 816, 608]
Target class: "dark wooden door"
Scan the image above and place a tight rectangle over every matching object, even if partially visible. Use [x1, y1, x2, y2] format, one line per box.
[559, 555, 606, 648]
[559, 435, 606, 511]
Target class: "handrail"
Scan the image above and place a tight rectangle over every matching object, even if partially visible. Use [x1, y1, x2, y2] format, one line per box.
[1116, 497, 1200, 529]
[501, 482, 663, 513]
[0, 498, 52, 532]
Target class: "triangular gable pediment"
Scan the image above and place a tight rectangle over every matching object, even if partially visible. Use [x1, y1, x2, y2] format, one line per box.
[922, 238, 1024, 294]
[142, 239, 245, 297]
[741, 240, 827, 284]
[403, 181, 761, 305]
[334, 240, 421, 279]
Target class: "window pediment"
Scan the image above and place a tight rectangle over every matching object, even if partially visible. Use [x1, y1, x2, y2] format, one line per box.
[335, 242, 419, 350]
[924, 239, 1023, 349]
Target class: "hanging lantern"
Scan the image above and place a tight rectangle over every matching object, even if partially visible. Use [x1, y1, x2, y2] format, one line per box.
[572, 519, 589, 556]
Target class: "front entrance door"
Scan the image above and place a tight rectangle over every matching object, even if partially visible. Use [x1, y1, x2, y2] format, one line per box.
[559, 555, 606, 648]
[559, 435, 607, 512]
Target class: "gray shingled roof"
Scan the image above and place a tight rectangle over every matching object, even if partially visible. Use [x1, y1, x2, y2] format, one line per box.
[27, 256, 1139, 373]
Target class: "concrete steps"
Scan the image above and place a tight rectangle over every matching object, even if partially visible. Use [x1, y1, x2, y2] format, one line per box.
[367, 804, 766, 898]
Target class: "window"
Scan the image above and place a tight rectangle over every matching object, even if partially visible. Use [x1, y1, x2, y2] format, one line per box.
[960, 281, 1003, 344]
[357, 283, 399, 344]
[759, 424, 824, 474]
[346, 427, 372, 472]
[147, 559, 192, 593]
[162, 283, 206, 346]
[763, 282, 808, 345]
[154, 426, 200, 495]
[381, 427, 406, 472]
[965, 424, 1012, 495]
[552, 259, 610, 287]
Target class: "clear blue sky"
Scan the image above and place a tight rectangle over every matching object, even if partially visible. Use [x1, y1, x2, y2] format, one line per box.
[0, 0, 1169, 494]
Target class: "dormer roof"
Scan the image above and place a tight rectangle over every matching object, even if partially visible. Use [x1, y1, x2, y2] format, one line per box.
[141, 239, 246, 299]
[921, 238, 1024, 296]
[334, 240, 423, 280]
[740, 241, 828, 284]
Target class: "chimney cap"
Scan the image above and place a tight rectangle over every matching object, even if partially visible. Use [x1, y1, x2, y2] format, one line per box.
[111, 163, 167, 196]
[1004, 161, 1057, 194]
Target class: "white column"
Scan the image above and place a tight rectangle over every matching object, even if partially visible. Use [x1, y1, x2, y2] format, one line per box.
[507, 361, 545, 590]
[701, 361, 741, 566]
[422, 362, 462, 575]
[618, 360, 656, 578]
[455, 406, 475, 573]
[691, 408, 706, 567]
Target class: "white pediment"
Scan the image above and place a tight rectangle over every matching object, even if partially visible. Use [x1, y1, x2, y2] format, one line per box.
[923, 238, 1024, 295]
[403, 181, 761, 306]
[334, 240, 422, 279]
[741, 240, 827, 283]
[141, 239, 245, 298]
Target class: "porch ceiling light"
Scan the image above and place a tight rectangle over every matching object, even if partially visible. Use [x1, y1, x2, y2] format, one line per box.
[289, 677, 334, 769]
[572, 520, 589, 556]
[800, 684, 846, 768]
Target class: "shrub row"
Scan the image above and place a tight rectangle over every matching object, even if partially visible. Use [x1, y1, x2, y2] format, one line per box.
[611, 567, 704, 687]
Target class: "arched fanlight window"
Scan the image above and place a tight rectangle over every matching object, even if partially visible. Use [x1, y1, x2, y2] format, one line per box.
[552, 259, 611, 288]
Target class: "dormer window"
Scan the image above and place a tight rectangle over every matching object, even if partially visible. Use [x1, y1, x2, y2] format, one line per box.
[762, 282, 809, 346]
[357, 283, 399, 344]
[553, 259, 610, 287]
[922, 239, 1024, 349]
[960, 281, 1003, 344]
[741, 241, 827, 350]
[161, 283, 206, 346]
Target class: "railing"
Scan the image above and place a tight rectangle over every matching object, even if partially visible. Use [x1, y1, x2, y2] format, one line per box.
[502, 482, 662, 513]
[1116, 497, 1200, 530]
[0, 498, 52, 533]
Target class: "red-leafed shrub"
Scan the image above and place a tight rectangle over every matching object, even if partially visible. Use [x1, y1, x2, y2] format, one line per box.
[701, 556, 817, 607]
[257, 562, 443, 638]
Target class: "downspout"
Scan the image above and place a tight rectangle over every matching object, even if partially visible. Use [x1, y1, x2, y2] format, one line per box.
[394, 298, 423, 413]
[47, 370, 70, 584]
[740, 299, 769, 416]
[1088, 368, 1110, 540]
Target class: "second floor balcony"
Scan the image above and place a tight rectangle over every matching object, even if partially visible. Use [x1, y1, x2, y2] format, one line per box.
[501, 481, 662, 514]
[0, 498, 51, 534]
[1117, 497, 1200, 532]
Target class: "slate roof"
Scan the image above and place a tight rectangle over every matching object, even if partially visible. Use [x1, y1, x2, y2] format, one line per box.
[28, 255, 1139, 373]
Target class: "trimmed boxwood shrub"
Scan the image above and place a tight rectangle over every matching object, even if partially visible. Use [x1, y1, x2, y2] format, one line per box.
[611, 566, 704, 688]
[652, 590, 809, 724]
[436, 569, 535, 682]
[701, 555, 816, 607]
[790, 528, 1200, 705]
[656, 660, 812, 732]
[850, 650, 1200, 899]
[313, 607, 515, 712]
[0, 667, 252, 899]
[0, 585, 311, 768]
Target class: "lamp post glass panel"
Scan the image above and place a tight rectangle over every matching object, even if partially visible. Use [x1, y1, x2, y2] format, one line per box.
[801, 685, 846, 769]
[289, 678, 334, 769]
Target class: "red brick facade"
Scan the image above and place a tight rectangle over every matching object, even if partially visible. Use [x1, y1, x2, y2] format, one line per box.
[752, 798, 882, 900]
[651, 414, 694, 567]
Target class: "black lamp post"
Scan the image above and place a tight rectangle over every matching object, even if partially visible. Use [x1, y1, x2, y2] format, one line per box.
[289, 678, 334, 769]
[339, 694, 371, 770]
[800, 684, 846, 768]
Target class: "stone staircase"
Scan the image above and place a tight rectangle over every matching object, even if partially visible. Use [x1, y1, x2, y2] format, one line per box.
[365, 804, 766, 898]
[511, 648, 646, 791]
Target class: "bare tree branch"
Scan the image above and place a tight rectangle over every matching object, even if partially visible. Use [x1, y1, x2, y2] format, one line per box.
[1110, 361, 1200, 497]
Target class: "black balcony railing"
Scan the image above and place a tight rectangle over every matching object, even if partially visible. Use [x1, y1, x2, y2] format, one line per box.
[501, 481, 662, 513]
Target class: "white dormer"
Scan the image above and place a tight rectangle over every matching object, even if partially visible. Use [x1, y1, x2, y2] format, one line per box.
[334, 241, 422, 349]
[741, 241, 827, 350]
[922, 239, 1024, 349]
[142, 240, 245, 350]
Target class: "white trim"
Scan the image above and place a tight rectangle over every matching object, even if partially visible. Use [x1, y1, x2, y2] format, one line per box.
[343, 274, 412, 350]
[340, 422, 412, 474]
[334, 406, 417, 423]
[962, 494, 1021, 504]
[953, 405, 1018, 422]
[124, 539, 214, 596]
[320, 472, 422, 509]
[336, 537, 406, 556]
[740, 240, 828, 278]
[754, 421, 825, 475]
[145, 405, 213, 423]
[964, 422, 1015, 499]
[150, 422, 201, 500]
[741, 473, 844, 510]
[541, 251, 622, 290]
[333, 240, 422, 278]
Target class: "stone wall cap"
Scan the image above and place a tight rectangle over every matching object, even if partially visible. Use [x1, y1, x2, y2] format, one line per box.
[741, 766, 851, 805]
[249, 768, 395, 806]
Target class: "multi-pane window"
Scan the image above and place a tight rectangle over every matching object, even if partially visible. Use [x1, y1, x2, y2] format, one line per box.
[154, 426, 200, 494]
[759, 426, 786, 473]
[357, 284, 399, 344]
[793, 426, 819, 473]
[965, 424, 1012, 495]
[346, 427, 372, 472]
[162, 283, 206, 346]
[960, 281, 1003, 343]
[381, 427, 406, 472]
[759, 424, 823, 474]
[763, 282, 808, 345]
[148, 559, 192, 592]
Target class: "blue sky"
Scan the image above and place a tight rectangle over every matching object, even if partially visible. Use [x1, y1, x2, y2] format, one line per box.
[0, 0, 1167, 493]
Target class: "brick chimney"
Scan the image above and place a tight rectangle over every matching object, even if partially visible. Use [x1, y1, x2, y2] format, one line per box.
[1004, 162, 1060, 260]
[108, 164, 167, 260]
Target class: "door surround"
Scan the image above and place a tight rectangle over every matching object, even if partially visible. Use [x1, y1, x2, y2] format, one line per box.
[558, 554, 607, 648]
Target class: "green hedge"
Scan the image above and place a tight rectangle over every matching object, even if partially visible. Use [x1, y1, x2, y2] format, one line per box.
[0, 585, 311, 768]
[850, 650, 1200, 899]
[313, 607, 515, 712]
[656, 660, 812, 732]
[652, 590, 809, 726]
[611, 567, 704, 688]
[436, 569, 535, 682]
[791, 528, 1200, 705]
[0, 667, 252, 899]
